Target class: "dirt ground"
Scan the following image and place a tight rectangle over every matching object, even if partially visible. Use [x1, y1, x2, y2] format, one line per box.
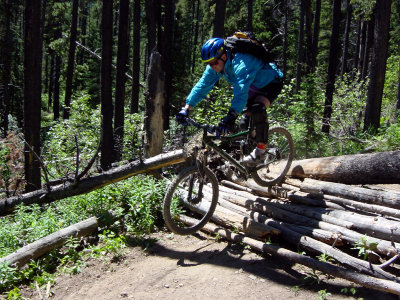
[17, 230, 398, 300]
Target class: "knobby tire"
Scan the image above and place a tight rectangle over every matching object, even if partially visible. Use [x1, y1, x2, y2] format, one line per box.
[163, 165, 219, 235]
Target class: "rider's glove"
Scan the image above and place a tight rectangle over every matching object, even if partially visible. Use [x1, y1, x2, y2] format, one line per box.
[176, 107, 189, 125]
[217, 109, 238, 137]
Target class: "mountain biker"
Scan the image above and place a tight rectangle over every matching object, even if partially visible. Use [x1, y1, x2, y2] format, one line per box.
[176, 37, 284, 166]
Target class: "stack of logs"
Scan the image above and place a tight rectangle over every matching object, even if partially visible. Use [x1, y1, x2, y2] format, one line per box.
[180, 151, 400, 294]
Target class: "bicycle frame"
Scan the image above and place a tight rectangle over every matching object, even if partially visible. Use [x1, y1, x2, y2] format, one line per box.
[201, 129, 250, 176]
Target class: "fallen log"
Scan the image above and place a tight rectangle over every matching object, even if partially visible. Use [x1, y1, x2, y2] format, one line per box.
[298, 178, 400, 209]
[252, 213, 399, 282]
[200, 189, 280, 237]
[218, 183, 400, 257]
[190, 219, 400, 296]
[287, 150, 400, 184]
[217, 185, 354, 229]
[218, 194, 343, 246]
[299, 192, 400, 219]
[213, 186, 398, 279]
[0, 211, 117, 268]
[322, 209, 400, 243]
[0, 150, 185, 215]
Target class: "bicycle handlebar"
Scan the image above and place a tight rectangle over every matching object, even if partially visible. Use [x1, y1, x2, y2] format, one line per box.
[184, 117, 217, 134]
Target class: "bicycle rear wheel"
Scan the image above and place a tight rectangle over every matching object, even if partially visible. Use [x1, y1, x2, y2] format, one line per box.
[250, 127, 294, 186]
[163, 164, 219, 235]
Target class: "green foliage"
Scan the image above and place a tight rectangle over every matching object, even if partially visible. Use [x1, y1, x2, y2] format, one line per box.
[316, 289, 332, 300]
[382, 55, 400, 123]
[0, 262, 19, 292]
[340, 287, 358, 296]
[90, 230, 127, 259]
[351, 236, 378, 260]
[302, 269, 321, 285]
[192, 86, 233, 124]
[317, 253, 334, 263]
[119, 175, 167, 235]
[41, 94, 144, 179]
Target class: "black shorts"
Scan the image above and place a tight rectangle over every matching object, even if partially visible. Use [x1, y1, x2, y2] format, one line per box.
[245, 80, 283, 110]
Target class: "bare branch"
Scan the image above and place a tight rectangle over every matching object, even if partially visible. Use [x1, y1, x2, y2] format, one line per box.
[18, 135, 51, 192]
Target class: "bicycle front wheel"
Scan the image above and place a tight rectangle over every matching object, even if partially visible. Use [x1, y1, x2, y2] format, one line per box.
[251, 127, 294, 186]
[163, 165, 219, 235]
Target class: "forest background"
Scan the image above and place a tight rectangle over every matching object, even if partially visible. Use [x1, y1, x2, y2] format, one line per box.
[0, 0, 399, 192]
[0, 0, 400, 296]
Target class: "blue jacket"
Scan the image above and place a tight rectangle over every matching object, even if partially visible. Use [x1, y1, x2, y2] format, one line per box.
[186, 51, 283, 114]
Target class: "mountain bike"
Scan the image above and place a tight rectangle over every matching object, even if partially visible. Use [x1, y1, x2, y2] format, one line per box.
[163, 116, 294, 235]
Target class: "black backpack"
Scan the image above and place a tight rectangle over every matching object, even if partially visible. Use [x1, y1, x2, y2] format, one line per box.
[225, 30, 274, 63]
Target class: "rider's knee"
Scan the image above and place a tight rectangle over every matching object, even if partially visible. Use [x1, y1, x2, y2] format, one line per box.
[251, 102, 267, 124]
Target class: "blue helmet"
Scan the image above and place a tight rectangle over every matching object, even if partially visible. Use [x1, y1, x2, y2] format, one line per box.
[200, 38, 226, 63]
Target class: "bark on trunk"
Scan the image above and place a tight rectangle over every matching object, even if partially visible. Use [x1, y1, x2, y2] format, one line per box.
[0, 211, 117, 268]
[288, 151, 400, 184]
[145, 51, 165, 157]
[0, 150, 185, 215]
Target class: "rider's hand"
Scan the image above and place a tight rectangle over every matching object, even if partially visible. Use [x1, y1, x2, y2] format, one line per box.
[176, 107, 189, 125]
[217, 109, 238, 137]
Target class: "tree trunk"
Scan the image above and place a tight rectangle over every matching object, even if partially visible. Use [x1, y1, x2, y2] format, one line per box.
[191, 0, 200, 73]
[24, 0, 42, 192]
[364, 1, 391, 132]
[0, 149, 185, 215]
[247, 0, 253, 32]
[295, 0, 305, 93]
[114, 0, 130, 162]
[63, 0, 78, 120]
[353, 17, 361, 72]
[48, 52, 54, 112]
[145, 0, 157, 59]
[294, 177, 400, 209]
[0, 211, 118, 268]
[100, 0, 114, 170]
[53, 37, 61, 121]
[311, 0, 321, 70]
[357, 19, 367, 77]
[145, 51, 165, 158]
[212, 0, 226, 38]
[162, 0, 174, 131]
[396, 57, 400, 118]
[282, 0, 288, 77]
[131, 0, 141, 114]
[288, 150, 400, 184]
[321, 0, 341, 134]
[340, 0, 352, 79]
[0, 0, 12, 137]
[78, 1, 88, 65]
[361, 17, 375, 81]
[303, 0, 314, 155]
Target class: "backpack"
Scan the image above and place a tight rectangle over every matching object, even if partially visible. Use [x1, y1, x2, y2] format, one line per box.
[225, 30, 274, 63]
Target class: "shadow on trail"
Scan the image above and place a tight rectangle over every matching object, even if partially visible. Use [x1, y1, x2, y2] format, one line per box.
[129, 234, 396, 300]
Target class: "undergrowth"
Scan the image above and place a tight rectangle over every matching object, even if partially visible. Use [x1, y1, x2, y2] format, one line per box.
[1, 74, 399, 298]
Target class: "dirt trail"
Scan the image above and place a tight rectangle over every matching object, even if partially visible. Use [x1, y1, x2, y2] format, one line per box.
[18, 230, 397, 300]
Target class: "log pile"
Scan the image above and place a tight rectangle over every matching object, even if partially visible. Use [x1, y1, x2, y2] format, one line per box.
[178, 166, 400, 295]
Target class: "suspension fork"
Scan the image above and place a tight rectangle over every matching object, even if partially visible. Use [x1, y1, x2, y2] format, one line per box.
[187, 146, 208, 203]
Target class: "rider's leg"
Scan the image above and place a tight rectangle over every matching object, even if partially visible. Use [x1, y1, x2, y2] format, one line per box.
[242, 96, 270, 165]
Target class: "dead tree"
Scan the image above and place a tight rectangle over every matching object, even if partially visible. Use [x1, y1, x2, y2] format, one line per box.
[288, 151, 400, 184]
[145, 51, 165, 158]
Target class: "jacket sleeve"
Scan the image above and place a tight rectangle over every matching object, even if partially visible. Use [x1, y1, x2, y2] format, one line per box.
[185, 66, 221, 108]
[229, 53, 264, 113]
